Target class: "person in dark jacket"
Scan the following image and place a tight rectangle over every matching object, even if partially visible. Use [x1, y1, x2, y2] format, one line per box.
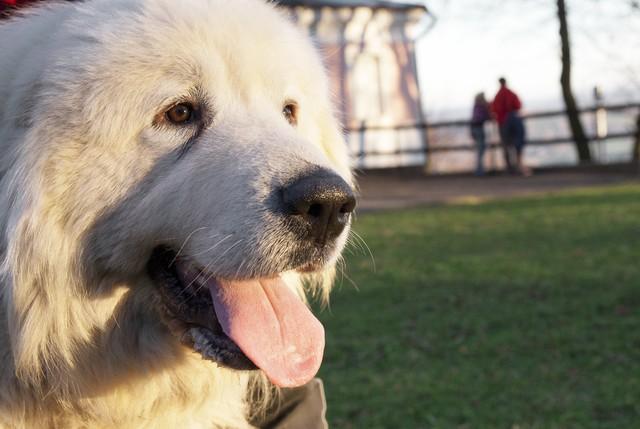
[470, 92, 492, 176]
[492, 77, 531, 176]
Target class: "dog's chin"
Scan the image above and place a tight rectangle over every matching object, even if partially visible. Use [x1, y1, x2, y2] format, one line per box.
[146, 245, 331, 385]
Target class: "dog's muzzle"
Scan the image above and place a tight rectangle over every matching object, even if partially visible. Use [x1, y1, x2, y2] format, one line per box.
[146, 168, 356, 387]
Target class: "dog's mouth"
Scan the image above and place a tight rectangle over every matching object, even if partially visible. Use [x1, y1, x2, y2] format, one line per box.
[146, 247, 324, 388]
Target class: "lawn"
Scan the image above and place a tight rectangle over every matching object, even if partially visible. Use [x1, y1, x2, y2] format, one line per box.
[316, 183, 640, 429]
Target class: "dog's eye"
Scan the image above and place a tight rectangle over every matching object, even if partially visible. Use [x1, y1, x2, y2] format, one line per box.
[283, 102, 298, 126]
[166, 103, 195, 125]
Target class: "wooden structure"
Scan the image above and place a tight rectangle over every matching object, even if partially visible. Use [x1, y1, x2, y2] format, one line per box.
[279, 0, 432, 168]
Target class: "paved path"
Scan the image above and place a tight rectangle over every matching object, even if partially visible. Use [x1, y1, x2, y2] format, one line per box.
[356, 165, 640, 212]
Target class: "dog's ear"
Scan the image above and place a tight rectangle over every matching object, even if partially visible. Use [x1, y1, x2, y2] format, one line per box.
[1, 183, 93, 389]
[4, 216, 61, 385]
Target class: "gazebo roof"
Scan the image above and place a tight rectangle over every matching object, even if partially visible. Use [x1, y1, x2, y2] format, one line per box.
[277, 0, 427, 11]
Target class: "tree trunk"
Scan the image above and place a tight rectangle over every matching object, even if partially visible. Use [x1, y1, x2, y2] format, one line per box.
[557, 0, 592, 163]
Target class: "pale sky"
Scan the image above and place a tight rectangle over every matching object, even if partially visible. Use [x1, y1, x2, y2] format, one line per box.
[414, 0, 640, 119]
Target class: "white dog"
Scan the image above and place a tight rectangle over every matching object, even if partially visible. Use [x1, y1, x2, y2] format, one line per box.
[0, 0, 354, 427]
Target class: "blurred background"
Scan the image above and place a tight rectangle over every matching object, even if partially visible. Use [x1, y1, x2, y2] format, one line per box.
[281, 0, 640, 172]
[278, 1, 640, 428]
[2, 1, 639, 427]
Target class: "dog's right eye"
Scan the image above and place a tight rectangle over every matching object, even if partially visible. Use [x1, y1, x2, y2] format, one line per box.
[283, 101, 298, 126]
[166, 103, 195, 125]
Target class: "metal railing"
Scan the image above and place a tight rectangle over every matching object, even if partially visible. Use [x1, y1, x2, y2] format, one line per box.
[347, 102, 640, 160]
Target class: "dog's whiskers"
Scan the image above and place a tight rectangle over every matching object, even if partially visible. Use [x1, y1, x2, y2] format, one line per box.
[336, 255, 359, 291]
[350, 230, 376, 273]
[171, 238, 244, 310]
[189, 234, 233, 258]
[186, 238, 244, 293]
[233, 259, 248, 282]
[169, 227, 208, 267]
[345, 233, 365, 255]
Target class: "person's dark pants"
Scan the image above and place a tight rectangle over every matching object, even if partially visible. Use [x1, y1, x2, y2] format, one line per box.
[499, 112, 526, 172]
[470, 124, 486, 175]
[499, 125, 513, 172]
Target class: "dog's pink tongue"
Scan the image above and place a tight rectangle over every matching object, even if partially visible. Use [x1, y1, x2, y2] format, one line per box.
[209, 277, 324, 387]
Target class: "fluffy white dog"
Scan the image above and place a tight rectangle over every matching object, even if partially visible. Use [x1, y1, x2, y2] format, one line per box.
[0, 0, 355, 427]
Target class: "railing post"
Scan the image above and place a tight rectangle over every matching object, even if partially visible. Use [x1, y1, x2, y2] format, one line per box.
[633, 112, 640, 173]
[421, 121, 430, 175]
[593, 87, 608, 163]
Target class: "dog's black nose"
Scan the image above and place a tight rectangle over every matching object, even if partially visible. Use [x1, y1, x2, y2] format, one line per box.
[282, 170, 356, 245]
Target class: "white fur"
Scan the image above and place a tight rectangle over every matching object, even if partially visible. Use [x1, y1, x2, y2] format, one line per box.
[0, 1, 352, 427]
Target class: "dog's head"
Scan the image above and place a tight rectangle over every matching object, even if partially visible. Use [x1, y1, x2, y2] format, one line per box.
[1, 0, 354, 389]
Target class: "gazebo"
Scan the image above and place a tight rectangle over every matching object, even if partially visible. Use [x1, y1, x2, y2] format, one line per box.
[278, 0, 433, 168]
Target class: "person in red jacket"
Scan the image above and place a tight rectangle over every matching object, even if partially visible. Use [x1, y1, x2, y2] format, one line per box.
[1, 0, 39, 16]
[492, 77, 531, 176]
[1, 1, 76, 16]
[1, 0, 31, 8]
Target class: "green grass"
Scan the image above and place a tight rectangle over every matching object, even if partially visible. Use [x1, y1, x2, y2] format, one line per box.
[316, 184, 640, 429]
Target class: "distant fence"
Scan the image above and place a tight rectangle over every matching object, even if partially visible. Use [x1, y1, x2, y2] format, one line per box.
[347, 102, 640, 172]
